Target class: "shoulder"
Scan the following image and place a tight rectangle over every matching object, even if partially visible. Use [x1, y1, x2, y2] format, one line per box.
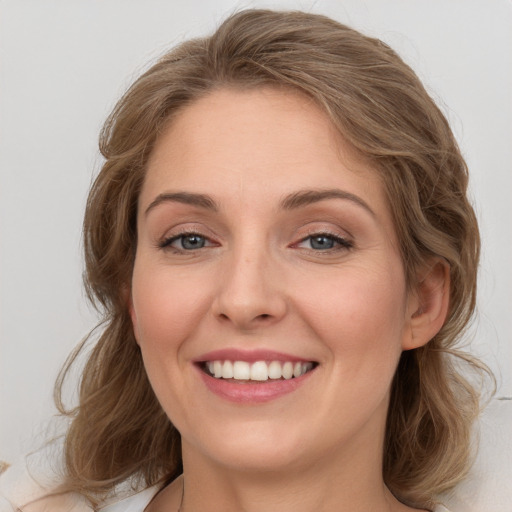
[0, 443, 160, 512]
[0, 464, 157, 512]
[0, 467, 90, 512]
[0, 461, 159, 512]
[0, 451, 92, 512]
[1, 494, 92, 512]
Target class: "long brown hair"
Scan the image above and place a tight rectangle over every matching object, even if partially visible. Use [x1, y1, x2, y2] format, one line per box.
[54, 9, 491, 509]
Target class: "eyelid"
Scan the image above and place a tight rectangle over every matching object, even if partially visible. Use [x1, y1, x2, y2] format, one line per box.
[160, 232, 212, 249]
[290, 226, 354, 252]
[293, 224, 352, 241]
[157, 225, 219, 250]
[297, 233, 352, 247]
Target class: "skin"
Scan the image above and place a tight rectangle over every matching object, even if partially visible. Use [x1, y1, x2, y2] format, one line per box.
[130, 87, 449, 512]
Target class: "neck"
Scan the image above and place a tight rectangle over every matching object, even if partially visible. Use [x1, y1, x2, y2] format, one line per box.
[178, 438, 398, 512]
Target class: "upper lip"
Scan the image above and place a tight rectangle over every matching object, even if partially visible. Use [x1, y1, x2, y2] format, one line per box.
[194, 348, 317, 363]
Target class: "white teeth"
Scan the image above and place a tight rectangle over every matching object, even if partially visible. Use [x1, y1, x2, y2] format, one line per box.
[233, 361, 251, 380]
[282, 361, 294, 380]
[205, 360, 315, 381]
[250, 361, 269, 381]
[213, 361, 223, 378]
[268, 360, 282, 379]
[222, 360, 234, 379]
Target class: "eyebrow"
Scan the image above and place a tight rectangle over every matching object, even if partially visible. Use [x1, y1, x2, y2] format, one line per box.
[145, 192, 219, 216]
[280, 188, 375, 216]
[144, 188, 374, 217]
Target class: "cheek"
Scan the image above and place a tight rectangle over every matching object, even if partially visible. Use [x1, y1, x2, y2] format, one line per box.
[294, 260, 408, 365]
[130, 262, 212, 358]
[130, 262, 217, 425]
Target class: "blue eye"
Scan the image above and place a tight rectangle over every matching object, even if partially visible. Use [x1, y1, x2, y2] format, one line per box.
[309, 235, 336, 250]
[179, 234, 206, 250]
[161, 233, 209, 251]
[297, 233, 352, 251]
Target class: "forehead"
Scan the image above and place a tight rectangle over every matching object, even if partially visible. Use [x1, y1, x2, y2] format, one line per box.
[141, 87, 389, 218]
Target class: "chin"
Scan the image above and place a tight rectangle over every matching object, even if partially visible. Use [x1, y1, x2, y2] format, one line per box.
[188, 422, 315, 473]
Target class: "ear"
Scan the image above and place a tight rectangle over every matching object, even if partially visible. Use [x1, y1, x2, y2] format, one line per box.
[403, 258, 450, 350]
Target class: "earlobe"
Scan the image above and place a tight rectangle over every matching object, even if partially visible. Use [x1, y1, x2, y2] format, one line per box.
[403, 259, 450, 351]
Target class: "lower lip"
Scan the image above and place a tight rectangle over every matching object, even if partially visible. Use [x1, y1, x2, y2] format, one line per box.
[197, 366, 315, 403]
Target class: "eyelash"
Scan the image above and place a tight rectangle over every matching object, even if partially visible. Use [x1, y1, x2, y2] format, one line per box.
[159, 230, 353, 254]
[294, 232, 353, 252]
[159, 231, 214, 253]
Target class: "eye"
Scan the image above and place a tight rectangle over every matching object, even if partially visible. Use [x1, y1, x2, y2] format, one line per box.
[296, 233, 352, 251]
[160, 232, 214, 251]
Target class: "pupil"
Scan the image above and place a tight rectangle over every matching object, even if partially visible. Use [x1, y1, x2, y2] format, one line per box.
[182, 235, 205, 250]
[311, 235, 334, 250]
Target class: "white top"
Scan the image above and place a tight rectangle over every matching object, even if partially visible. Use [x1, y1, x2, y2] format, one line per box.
[99, 486, 158, 511]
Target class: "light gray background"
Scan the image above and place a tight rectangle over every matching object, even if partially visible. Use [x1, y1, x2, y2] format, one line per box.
[1, 0, 511, 464]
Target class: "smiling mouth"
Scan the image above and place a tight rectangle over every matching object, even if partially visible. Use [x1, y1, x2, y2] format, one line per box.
[200, 360, 318, 381]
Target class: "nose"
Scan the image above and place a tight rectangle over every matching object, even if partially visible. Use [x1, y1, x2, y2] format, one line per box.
[212, 245, 287, 331]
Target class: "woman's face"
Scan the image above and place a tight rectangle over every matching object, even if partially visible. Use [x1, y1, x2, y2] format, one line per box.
[130, 87, 418, 473]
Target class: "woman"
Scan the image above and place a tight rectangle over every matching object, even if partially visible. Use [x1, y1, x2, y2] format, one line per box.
[2, 9, 490, 512]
